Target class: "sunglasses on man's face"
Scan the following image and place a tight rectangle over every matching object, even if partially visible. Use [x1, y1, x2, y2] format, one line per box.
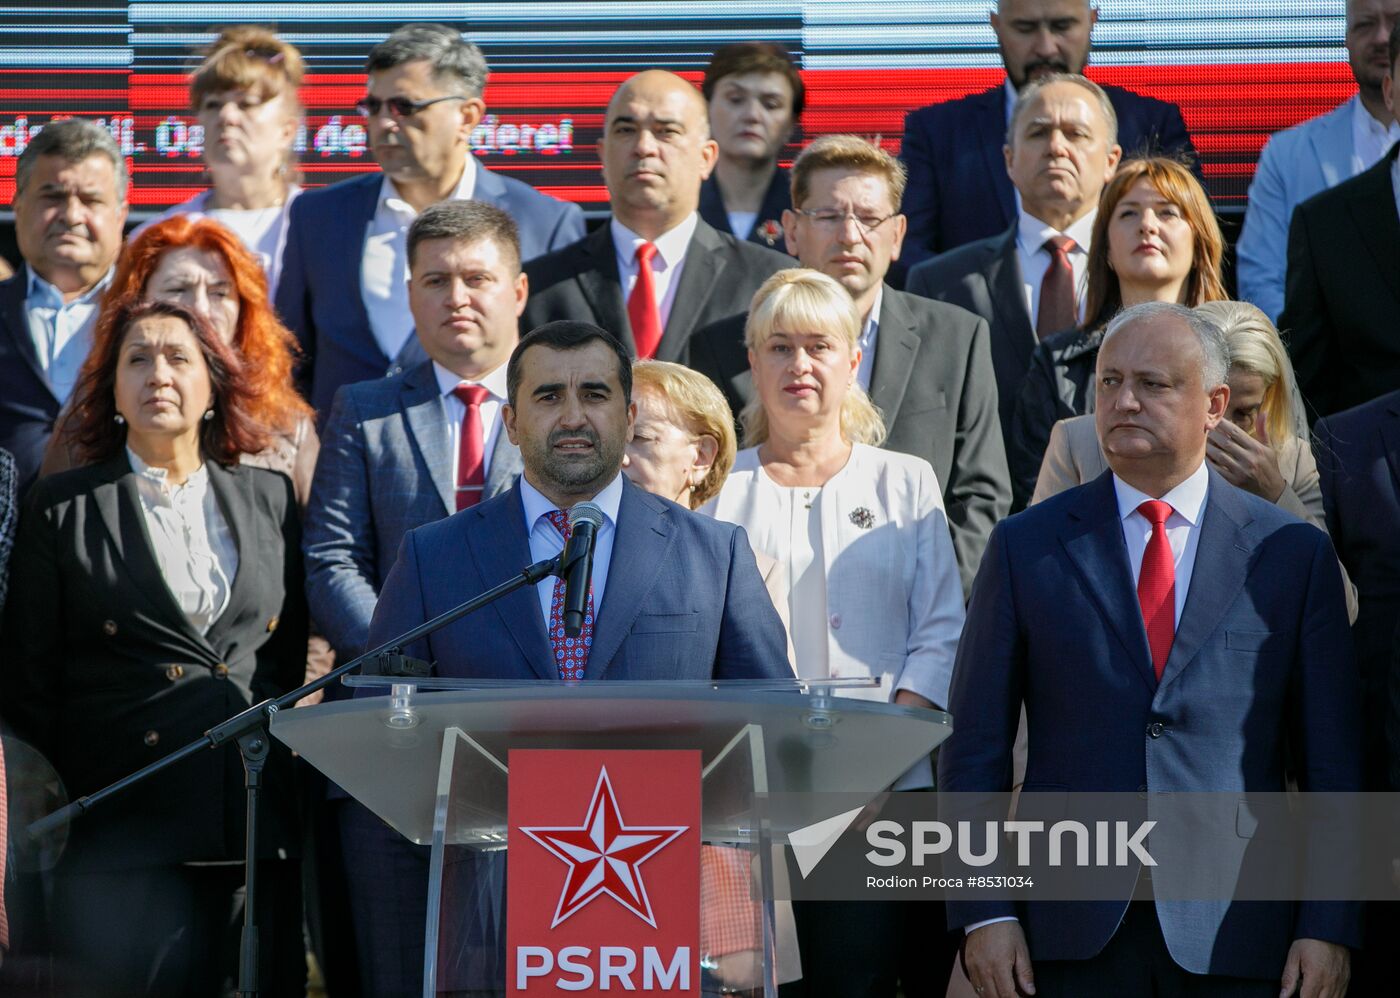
[354, 94, 466, 118]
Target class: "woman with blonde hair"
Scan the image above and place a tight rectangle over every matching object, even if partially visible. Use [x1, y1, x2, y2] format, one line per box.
[706, 267, 964, 995]
[624, 360, 736, 510]
[707, 267, 962, 749]
[137, 26, 305, 295]
[1009, 155, 1228, 504]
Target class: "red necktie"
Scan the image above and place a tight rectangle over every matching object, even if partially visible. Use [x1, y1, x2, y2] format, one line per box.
[544, 509, 594, 680]
[628, 241, 662, 359]
[1037, 235, 1078, 339]
[1136, 500, 1176, 681]
[452, 383, 490, 511]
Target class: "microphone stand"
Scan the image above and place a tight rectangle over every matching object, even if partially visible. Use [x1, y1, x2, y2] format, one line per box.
[27, 554, 562, 997]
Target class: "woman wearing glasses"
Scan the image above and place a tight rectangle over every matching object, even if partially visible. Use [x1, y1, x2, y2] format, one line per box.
[137, 27, 304, 298]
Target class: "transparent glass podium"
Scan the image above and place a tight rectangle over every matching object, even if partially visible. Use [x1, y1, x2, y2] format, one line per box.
[271, 678, 951, 997]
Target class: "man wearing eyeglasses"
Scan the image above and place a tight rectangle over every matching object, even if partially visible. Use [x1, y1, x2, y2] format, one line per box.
[520, 70, 790, 363]
[276, 23, 584, 417]
[690, 135, 1010, 599]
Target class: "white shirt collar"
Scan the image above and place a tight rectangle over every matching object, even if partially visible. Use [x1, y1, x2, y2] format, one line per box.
[610, 212, 699, 268]
[126, 446, 209, 502]
[520, 470, 624, 532]
[27, 264, 113, 307]
[1004, 78, 1019, 127]
[1112, 459, 1209, 526]
[1017, 207, 1096, 257]
[378, 156, 477, 215]
[432, 358, 509, 402]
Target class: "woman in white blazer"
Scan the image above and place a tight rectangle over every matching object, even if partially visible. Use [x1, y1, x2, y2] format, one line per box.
[704, 269, 964, 738]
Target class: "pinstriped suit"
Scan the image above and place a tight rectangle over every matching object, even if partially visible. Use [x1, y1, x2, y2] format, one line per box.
[303, 359, 522, 665]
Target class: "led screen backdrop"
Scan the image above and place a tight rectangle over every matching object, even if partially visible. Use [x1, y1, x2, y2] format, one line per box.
[0, 1, 1359, 214]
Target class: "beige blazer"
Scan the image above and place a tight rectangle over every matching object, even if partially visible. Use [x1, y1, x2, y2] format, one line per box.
[1032, 414, 1357, 621]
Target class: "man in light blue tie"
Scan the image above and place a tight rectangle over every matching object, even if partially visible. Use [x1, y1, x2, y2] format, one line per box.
[0, 118, 127, 493]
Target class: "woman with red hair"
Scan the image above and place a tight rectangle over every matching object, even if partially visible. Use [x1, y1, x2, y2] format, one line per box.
[44, 214, 317, 504]
[3, 297, 307, 995]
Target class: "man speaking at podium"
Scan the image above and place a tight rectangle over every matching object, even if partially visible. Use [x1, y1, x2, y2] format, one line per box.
[343, 320, 791, 995]
[365, 318, 791, 681]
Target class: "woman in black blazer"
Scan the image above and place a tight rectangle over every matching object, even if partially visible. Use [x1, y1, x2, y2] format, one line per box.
[1, 298, 307, 997]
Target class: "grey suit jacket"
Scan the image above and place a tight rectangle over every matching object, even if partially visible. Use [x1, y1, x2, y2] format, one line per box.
[521, 217, 791, 360]
[303, 359, 522, 661]
[688, 286, 1010, 595]
[905, 224, 1034, 440]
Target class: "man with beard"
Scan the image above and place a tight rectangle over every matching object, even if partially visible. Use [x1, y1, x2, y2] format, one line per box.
[364, 319, 790, 684]
[344, 321, 789, 995]
[899, 0, 1196, 266]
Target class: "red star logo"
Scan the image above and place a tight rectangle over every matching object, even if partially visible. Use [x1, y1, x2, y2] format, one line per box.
[520, 767, 688, 928]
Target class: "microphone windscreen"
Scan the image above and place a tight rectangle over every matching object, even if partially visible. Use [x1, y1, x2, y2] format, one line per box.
[568, 501, 605, 531]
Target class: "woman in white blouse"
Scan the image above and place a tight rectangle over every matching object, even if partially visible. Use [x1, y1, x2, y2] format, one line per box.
[2, 297, 307, 995]
[704, 268, 967, 997]
[705, 268, 965, 737]
[134, 26, 304, 296]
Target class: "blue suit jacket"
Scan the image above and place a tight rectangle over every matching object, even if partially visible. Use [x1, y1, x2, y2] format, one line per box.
[0, 270, 60, 495]
[1314, 390, 1400, 789]
[899, 82, 1198, 267]
[303, 359, 522, 665]
[274, 168, 585, 416]
[363, 474, 791, 681]
[1237, 97, 1358, 323]
[938, 469, 1362, 978]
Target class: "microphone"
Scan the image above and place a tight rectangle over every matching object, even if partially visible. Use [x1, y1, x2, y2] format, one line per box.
[559, 501, 604, 638]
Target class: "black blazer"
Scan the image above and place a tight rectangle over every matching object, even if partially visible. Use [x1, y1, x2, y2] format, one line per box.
[906, 224, 1034, 440]
[521, 217, 791, 361]
[697, 167, 793, 252]
[0, 455, 307, 871]
[1282, 143, 1400, 419]
[1314, 389, 1400, 789]
[0, 268, 61, 495]
[688, 286, 1011, 594]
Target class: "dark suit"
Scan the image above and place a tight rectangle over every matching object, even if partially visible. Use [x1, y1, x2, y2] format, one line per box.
[0, 269, 61, 494]
[304, 359, 521, 665]
[689, 286, 1010, 593]
[698, 168, 792, 252]
[521, 217, 791, 361]
[899, 82, 1198, 266]
[939, 469, 1362, 984]
[340, 475, 790, 995]
[1281, 143, 1400, 420]
[906, 224, 1032, 443]
[1312, 388, 1400, 998]
[275, 169, 585, 416]
[0, 455, 308, 994]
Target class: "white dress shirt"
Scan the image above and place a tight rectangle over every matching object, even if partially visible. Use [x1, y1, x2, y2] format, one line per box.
[1015, 208, 1096, 331]
[1351, 99, 1400, 175]
[610, 212, 698, 332]
[127, 448, 239, 635]
[520, 472, 624, 631]
[726, 209, 759, 241]
[432, 359, 508, 486]
[361, 160, 477, 362]
[855, 287, 883, 391]
[26, 266, 113, 403]
[1112, 460, 1210, 629]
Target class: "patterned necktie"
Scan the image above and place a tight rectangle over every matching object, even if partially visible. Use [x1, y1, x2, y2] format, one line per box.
[452, 384, 490, 511]
[628, 241, 663, 359]
[1037, 234, 1079, 339]
[544, 509, 594, 680]
[1136, 500, 1176, 681]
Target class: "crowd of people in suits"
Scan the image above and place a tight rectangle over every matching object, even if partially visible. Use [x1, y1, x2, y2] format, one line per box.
[0, 0, 1397, 995]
